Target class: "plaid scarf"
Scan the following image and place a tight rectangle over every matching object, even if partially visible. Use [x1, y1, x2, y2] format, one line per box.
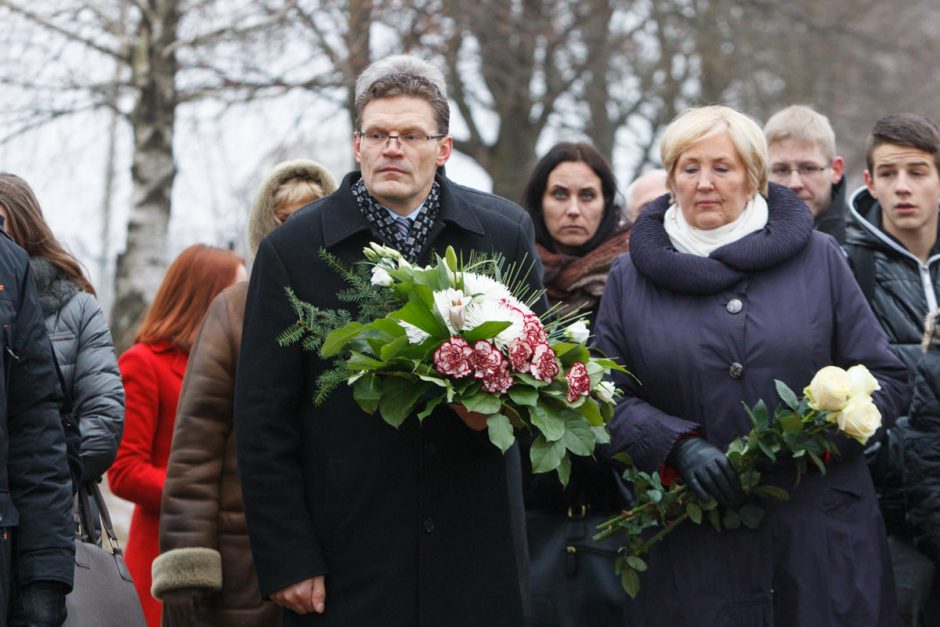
[352, 178, 441, 263]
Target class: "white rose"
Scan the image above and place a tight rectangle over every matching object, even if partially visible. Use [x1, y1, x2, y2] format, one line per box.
[846, 364, 880, 399]
[565, 320, 590, 344]
[804, 366, 851, 413]
[595, 380, 617, 404]
[370, 266, 393, 287]
[835, 395, 882, 444]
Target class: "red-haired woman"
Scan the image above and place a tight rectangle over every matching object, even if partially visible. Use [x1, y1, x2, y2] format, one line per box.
[108, 244, 245, 627]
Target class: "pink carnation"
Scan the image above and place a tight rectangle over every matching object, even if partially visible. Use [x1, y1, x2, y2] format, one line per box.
[471, 340, 504, 375]
[565, 361, 591, 403]
[480, 361, 513, 394]
[433, 336, 473, 378]
[530, 343, 559, 382]
[523, 314, 548, 345]
[508, 339, 535, 372]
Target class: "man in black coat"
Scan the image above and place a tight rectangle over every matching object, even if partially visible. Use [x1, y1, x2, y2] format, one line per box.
[234, 56, 541, 626]
[0, 224, 75, 626]
[764, 104, 849, 243]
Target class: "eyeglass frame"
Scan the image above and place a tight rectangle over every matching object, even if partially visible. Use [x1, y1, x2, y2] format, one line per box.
[768, 163, 831, 179]
[356, 129, 447, 149]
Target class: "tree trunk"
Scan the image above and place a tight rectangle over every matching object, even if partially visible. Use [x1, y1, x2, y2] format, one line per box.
[110, 0, 179, 353]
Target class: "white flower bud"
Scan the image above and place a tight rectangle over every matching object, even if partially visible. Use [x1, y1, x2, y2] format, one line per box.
[804, 366, 850, 413]
[370, 266, 393, 287]
[565, 320, 590, 344]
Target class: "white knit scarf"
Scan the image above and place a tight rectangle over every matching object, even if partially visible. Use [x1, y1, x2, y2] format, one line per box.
[664, 194, 769, 257]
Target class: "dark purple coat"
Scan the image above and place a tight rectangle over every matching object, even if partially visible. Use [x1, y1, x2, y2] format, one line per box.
[593, 184, 907, 626]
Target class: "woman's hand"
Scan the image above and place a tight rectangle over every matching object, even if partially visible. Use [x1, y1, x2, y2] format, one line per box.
[668, 437, 741, 505]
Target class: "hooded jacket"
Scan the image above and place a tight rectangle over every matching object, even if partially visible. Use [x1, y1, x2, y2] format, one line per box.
[154, 159, 336, 626]
[30, 257, 124, 481]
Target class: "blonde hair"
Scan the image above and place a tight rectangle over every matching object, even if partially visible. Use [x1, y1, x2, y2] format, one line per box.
[764, 105, 837, 162]
[272, 178, 324, 214]
[660, 105, 768, 198]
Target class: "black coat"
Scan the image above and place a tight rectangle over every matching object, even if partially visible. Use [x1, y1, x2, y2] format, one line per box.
[234, 172, 542, 627]
[594, 184, 907, 626]
[0, 234, 74, 625]
[815, 176, 848, 244]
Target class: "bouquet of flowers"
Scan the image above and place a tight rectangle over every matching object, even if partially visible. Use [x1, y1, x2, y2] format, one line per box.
[277, 243, 627, 485]
[595, 364, 883, 598]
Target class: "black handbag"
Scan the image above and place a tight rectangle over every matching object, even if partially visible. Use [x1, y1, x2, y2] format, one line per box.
[64, 480, 147, 626]
[528, 506, 628, 627]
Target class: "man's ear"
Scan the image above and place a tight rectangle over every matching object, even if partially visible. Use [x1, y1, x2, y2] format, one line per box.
[830, 156, 845, 185]
[436, 137, 453, 167]
[353, 132, 363, 164]
[864, 169, 878, 198]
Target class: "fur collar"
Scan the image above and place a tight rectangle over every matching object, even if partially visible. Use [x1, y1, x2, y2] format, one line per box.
[29, 257, 80, 318]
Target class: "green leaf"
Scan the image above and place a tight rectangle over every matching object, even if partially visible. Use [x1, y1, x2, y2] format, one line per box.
[461, 390, 503, 415]
[645, 489, 662, 504]
[529, 404, 566, 442]
[486, 414, 515, 453]
[320, 322, 365, 357]
[414, 284, 435, 308]
[592, 425, 611, 445]
[378, 378, 428, 428]
[530, 435, 565, 473]
[621, 568, 640, 599]
[750, 485, 791, 501]
[686, 502, 703, 524]
[808, 450, 827, 475]
[774, 379, 800, 411]
[463, 321, 512, 343]
[370, 318, 407, 339]
[507, 385, 539, 407]
[738, 504, 765, 529]
[612, 452, 633, 466]
[390, 301, 448, 337]
[556, 455, 572, 487]
[346, 351, 386, 371]
[379, 334, 410, 362]
[575, 397, 604, 427]
[416, 394, 445, 421]
[752, 400, 770, 429]
[707, 508, 721, 531]
[516, 373, 551, 387]
[722, 509, 741, 530]
[626, 556, 648, 572]
[560, 412, 596, 456]
[777, 410, 802, 434]
[352, 375, 382, 415]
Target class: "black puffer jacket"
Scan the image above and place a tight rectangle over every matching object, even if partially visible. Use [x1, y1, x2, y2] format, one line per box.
[905, 310, 940, 565]
[0, 234, 75, 622]
[30, 258, 124, 481]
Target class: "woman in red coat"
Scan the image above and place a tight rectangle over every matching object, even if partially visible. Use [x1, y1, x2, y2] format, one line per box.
[108, 244, 245, 627]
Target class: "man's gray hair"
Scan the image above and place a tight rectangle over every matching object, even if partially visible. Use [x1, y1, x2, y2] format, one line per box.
[355, 55, 448, 102]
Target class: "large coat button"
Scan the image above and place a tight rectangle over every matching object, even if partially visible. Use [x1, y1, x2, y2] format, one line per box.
[423, 517, 436, 533]
[726, 298, 743, 314]
[729, 362, 744, 379]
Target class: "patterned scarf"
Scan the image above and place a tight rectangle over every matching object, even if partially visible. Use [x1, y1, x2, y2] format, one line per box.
[352, 178, 441, 263]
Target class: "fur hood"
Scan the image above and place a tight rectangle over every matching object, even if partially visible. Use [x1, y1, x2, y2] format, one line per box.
[29, 257, 80, 318]
[247, 159, 337, 256]
[923, 309, 940, 352]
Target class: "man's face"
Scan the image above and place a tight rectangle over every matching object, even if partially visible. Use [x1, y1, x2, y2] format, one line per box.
[864, 143, 940, 239]
[767, 138, 843, 217]
[354, 96, 452, 216]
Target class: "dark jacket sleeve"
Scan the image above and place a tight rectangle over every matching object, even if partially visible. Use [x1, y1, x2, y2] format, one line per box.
[234, 239, 324, 598]
[67, 292, 125, 480]
[905, 352, 940, 565]
[6, 258, 74, 590]
[592, 257, 699, 472]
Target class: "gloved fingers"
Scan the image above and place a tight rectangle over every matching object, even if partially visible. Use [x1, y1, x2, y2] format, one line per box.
[715, 457, 742, 494]
[704, 462, 737, 505]
[686, 473, 710, 502]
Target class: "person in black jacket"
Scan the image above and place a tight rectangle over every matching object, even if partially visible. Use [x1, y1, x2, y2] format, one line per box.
[906, 309, 940, 625]
[764, 105, 849, 243]
[846, 113, 940, 626]
[234, 55, 542, 626]
[0, 223, 75, 626]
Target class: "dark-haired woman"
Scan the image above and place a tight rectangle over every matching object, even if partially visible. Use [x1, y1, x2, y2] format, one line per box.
[520, 142, 632, 626]
[108, 244, 245, 627]
[0, 172, 124, 485]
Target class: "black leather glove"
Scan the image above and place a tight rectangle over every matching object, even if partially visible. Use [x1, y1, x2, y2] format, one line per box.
[668, 437, 741, 505]
[10, 581, 68, 627]
[161, 588, 202, 627]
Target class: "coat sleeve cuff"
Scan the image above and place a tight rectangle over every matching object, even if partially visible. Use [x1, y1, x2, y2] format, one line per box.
[151, 547, 222, 599]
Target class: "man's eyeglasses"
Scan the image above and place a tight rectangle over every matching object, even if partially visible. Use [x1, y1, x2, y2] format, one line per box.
[357, 130, 445, 149]
[769, 164, 830, 179]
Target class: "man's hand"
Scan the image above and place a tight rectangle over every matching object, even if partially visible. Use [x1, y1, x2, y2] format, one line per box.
[451, 404, 489, 431]
[271, 576, 326, 615]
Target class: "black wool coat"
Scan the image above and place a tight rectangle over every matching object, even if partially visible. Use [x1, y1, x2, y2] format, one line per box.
[234, 172, 542, 627]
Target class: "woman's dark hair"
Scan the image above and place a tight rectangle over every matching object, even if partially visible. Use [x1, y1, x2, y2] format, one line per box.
[520, 142, 623, 255]
[0, 172, 96, 295]
[135, 244, 244, 351]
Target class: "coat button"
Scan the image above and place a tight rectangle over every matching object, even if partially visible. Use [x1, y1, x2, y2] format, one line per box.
[423, 517, 435, 533]
[729, 362, 744, 379]
[726, 298, 743, 314]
